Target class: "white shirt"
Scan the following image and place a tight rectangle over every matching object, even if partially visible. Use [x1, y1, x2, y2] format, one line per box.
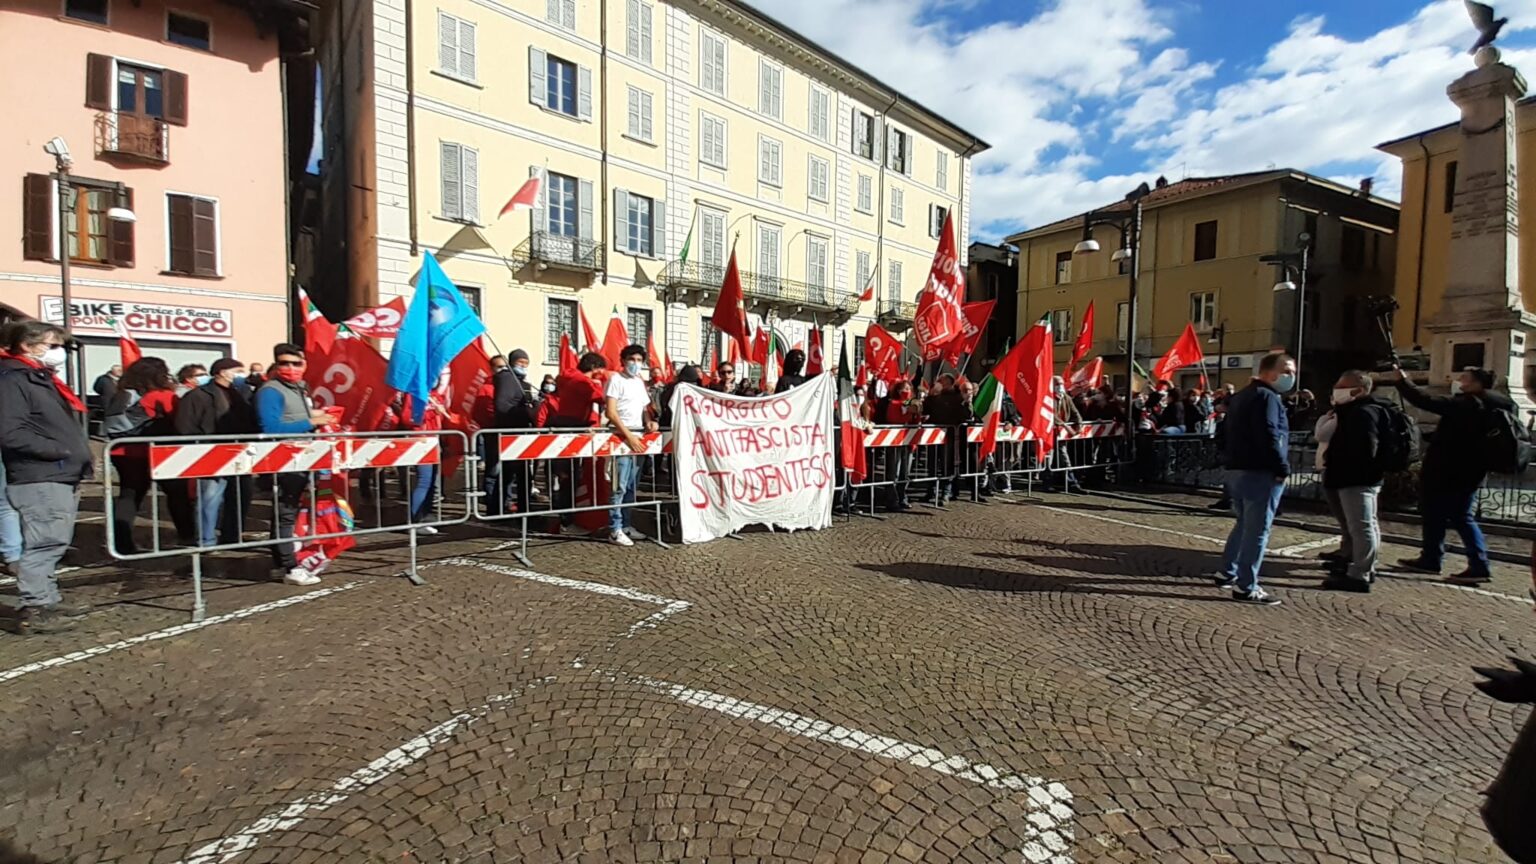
[605, 372, 649, 429]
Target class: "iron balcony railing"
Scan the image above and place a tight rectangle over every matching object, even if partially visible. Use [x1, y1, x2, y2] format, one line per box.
[657, 260, 860, 317]
[511, 230, 604, 272]
[877, 300, 916, 329]
[95, 112, 169, 164]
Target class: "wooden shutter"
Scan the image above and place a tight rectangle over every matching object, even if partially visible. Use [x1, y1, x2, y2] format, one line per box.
[613, 189, 630, 252]
[163, 70, 189, 126]
[86, 54, 112, 110]
[192, 197, 217, 275]
[461, 147, 479, 223]
[652, 200, 666, 259]
[108, 187, 134, 267]
[529, 48, 547, 106]
[440, 142, 461, 220]
[577, 178, 594, 244]
[23, 174, 53, 261]
[438, 12, 458, 77]
[529, 165, 546, 236]
[577, 65, 593, 121]
[458, 20, 476, 80]
[168, 193, 195, 274]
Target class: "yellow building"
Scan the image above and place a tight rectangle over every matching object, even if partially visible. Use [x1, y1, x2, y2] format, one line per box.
[1003, 171, 1399, 394]
[317, 0, 985, 379]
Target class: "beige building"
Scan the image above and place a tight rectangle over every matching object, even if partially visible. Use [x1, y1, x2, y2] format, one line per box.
[1004, 171, 1399, 394]
[317, 0, 985, 378]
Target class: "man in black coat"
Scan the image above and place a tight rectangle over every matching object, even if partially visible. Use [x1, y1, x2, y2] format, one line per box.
[1319, 370, 1393, 592]
[487, 349, 537, 515]
[92, 363, 122, 404]
[175, 358, 257, 547]
[774, 349, 810, 393]
[1393, 366, 1514, 584]
[922, 374, 972, 505]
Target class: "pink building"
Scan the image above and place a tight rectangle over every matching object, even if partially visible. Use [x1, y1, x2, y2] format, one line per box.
[0, 0, 314, 396]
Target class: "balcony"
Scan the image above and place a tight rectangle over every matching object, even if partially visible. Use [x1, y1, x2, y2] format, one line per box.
[509, 230, 604, 275]
[876, 300, 916, 330]
[657, 260, 860, 322]
[95, 112, 169, 164]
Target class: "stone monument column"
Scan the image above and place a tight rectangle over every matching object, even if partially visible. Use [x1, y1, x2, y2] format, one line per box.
[1429, 46, 1536, 412]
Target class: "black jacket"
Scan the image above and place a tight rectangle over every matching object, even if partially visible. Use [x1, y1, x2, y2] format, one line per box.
[492, 368, 535, 429]
[924, 388, 972, 427]
[0, 358, 94, 485]
[774, 373, 809, 393]
[174, 381, 257, 437]
[1222, 380, 1290, 477]
[1397, 380, 1517, 493]
[1322, 396, 1392, 490]
[1159, 400, 1187, 430]
[93, 373, 118, 403]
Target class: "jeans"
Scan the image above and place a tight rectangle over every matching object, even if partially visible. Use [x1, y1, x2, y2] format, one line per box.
[884, 447, 912, 508]
[112, 454, 196, 553]
[1220, 469, 1286, 593]
[0, 460, 22, 564]
[409, 464, 439, 522]
[608, 455, 641, 535]
[1325, 485, 1381, 581]
[198, 476, 253, 547]
[1421, 486, 1489, 575]
[6, 481, 78, 608]
[271, 473, 308, 569]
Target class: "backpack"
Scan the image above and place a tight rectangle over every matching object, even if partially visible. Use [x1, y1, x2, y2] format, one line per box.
[1377, 403, 1420, 473]
[1484, 403, 1533, 475]
[102, 389, 151, 439]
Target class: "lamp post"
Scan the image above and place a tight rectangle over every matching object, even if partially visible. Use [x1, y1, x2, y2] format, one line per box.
[1073, 181, 1151, 459]
[1262, 231, 1311, 391]
[1208, 321, 1226, 391]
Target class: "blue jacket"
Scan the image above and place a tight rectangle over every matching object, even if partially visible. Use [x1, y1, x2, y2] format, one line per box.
[1222, 380, 1290, 477]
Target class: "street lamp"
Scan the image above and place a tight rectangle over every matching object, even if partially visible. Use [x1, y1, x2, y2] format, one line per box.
[1074, 181, 1152, 458]
[1261, 231, 1312, 391]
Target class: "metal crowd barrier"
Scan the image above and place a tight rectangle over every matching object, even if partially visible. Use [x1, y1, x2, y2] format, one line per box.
[104, 429, 469, 621]
[471, 426, 674, 567]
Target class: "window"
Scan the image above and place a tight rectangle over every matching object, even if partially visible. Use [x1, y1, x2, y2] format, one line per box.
[21, 174, 132, 266]
[167, 12, 211, 51]
[855, 249, 872, 296]
[1445, 160, 1459, 214]
[936, 151, 949, 192]
[1117, 256, 1131, 276]
[699, 29, 726, 95]
[117, 63, 165, 118]
[65, 0, 108, 24]
[852, 110, 875, 160]
[888, 260, 903, 302]
[807, 156, 829, 202]
[929, 204, 949, 240]
[758, 60, 782, 119]
[626, 86, 653, 142]
[886, 126, 911, 174]
[459, 285, 481, 316]
[1054, 250, 1072, 285]
[436, 12, 476, 82]
[613, 191, 658, 257]
[756, 224, 781, 291]
[167, 193, 219, 277]
[66, 187, 112, 264]
[546, 299, 578, 362]
[1190, 291, 1217, 331]
[889, 187, 904, 225]
[627, 308, 652, 349]
[1341, 225, 1366, 270]
[439, 142, 479, 223]
[699, 207, 726, 271]
[856, 175, 873, 213]
[546, 55, 578, 116]
[1193, 220, 1218, 261]
[546, 0, 575, 29]
[546, 172, 578, 237]
[701, 316, 726, 366]
[854, 335, 865, 365]
[758, 136, 782, 187]
[625, 0, 653, 64]
[809, 87, 830, 142]
[1049, 309, 1072, 344]
[807, 235, 829, 290]
[699, 113, 726, 168]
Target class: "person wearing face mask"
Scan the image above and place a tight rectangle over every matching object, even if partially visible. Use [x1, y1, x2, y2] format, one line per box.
[255, 343, 336, 586]
[1392, 366, 1515, 584]
[540, 374, 557, 396]
[604, 345, 659, 546]
[1317, 371, 1393, 593]
[486, 350, 536, 516]
[1214, 351, 1297, 606]
[174, 364, 208, 397]
[175, 358, 258, 548]
[0, 322, 94, 633]
[107, 357, 197, 553]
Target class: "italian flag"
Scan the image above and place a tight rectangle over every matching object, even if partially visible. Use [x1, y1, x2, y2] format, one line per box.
[972, 374, 1004, 461]
[106, 316, 141, 367]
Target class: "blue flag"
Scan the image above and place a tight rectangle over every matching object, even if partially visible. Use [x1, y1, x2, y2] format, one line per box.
[385, 251, 487, 424]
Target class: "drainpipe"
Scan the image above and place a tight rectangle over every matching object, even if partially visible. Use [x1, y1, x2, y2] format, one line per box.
[874, 93, 898, 312]
[1412, 135, 1432, 346]
[405, 0, 419, 257]
[600, 0, 610, 280]
[957, 136, 979, 270]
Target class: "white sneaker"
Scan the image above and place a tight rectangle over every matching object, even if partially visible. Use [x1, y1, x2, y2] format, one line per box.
[609, 531, 634, 547]
[416, 526, 440, 536]
[284, 568, 321, 586]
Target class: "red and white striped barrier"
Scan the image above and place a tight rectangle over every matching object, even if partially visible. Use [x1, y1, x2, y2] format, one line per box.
[966, 425, 1029, 443]
[497, 431, 674, 461]
[150, 440, 338, 480]
[343, 436, 440, 469]
[592, 431, 671, 457]
[862, 426, 948, 448]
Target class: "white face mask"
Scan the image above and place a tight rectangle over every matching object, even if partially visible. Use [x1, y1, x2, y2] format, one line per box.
[1331, 387, 1357, 405]
[39, 346, 67, 369]
[1450, 380, 1463, 395]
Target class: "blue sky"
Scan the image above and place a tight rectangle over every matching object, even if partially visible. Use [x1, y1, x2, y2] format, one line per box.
[755, 0, 1536, 239]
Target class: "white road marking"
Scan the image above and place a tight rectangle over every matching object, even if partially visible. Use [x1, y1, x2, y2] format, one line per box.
[633, 674, 1074, 864]
[1269, 538, 1340, 558]
[440, 558, 692, 637]
[1038, 506, 1224, 546]
[1430, 582, 1533, 605]
[173, 678, 553, 864]
[0, 582, 361, 684]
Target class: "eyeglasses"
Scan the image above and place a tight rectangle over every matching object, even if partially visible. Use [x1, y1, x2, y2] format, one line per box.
[274, 359, 305, 368]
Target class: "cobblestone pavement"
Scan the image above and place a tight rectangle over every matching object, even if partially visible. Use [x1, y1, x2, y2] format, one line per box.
[1, 491, 1532, 863]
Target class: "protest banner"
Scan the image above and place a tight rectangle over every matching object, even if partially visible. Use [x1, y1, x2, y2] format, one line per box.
[670, 374, 836, 543]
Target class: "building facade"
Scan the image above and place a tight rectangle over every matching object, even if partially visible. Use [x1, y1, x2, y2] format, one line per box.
[0, 0, 313, 395]
[965, 241, 1016, 368]
[1004, 171, 1399, 395]
[318, 0, 985, 378]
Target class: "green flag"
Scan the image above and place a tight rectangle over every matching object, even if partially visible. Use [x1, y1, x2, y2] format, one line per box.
[972, 374, 999, 417]
[678, 209, 697, 263]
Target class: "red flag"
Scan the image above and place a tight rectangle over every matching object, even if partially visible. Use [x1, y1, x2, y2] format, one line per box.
[342, 296, 408, 338]
[711, 250, 752, 362]
[1066, 301, 1095, 374]
[600, 306, 629, 370]
[1151, 322, 1205, 385]
[439, 338, 493, 478]
[864, 323, 903, 384]
[944, 300, 995, 367]
[992, 319, 1056, 457]
[1067, 357, 1104, 394]
[914, 211, 966, 361]
[298, 287, 337, 357]
[579, 304, 600, 352]
[499, 168, 543, 218]
[806, 328, 824, 375]
[839, 391, 868, 486]
[751, 325, 770, 368]
[646, 331, 668, 383]
[558, 332, 578, 375]
[108, 316, 141, 367]
[306, 328, 393, 433]
[977, 387, 1004, 463]
[855, 364, 868, 388]
[858, 264, 876, 303]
